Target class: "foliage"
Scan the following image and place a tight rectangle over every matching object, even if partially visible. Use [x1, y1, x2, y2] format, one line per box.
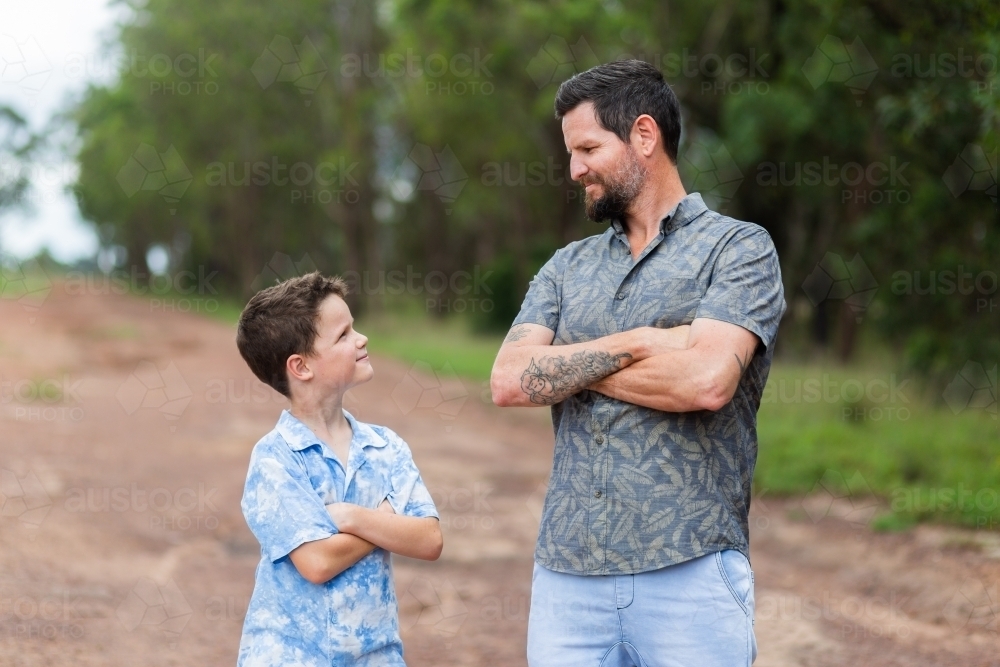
[70, 0, 999, 381]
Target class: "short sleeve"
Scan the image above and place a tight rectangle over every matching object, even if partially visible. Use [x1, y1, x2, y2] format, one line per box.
[241, 446, 338, 563]
[511, 252, 561, 331]
[382, 430, 439, 519]
[695, 227, 786, 349]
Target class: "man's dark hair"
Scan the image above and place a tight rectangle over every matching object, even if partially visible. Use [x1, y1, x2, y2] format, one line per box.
[236, 271, 349, 398]
[554, 59, 682, 163]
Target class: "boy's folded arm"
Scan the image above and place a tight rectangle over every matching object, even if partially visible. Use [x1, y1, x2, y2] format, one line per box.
[328, 502, 443, 561]
[288, 532, 377, 585]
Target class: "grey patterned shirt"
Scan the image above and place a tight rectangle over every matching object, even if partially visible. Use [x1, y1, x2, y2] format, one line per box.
[512, 192, 785, 575]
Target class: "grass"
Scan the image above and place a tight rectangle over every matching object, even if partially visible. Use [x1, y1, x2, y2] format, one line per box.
[756, 364, 999, 529]
[355, 309, 1000, 531]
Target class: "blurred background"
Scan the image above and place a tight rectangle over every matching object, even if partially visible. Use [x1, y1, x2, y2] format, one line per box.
[0, 0, 997, 665]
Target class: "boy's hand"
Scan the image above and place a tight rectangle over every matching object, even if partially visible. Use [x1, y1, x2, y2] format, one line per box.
[326, 499, 395, 534]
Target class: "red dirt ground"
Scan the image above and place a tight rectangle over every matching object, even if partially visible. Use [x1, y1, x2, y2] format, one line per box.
[0, 283, 997, 666]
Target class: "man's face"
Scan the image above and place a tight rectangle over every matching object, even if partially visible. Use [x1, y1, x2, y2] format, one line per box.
[303, 294, 373, 392]
[562, 101, 648, 222]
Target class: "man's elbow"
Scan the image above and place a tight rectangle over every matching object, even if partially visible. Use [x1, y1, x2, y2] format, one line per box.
[490, 369, 515, 407]
[694, 370, 737, 412]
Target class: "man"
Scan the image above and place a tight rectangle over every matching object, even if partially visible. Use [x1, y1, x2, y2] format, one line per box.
[490, 60, 785, 667]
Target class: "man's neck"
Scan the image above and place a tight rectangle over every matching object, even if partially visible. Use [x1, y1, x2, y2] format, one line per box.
[620, 177, 687, 259]
[622, 180, 687, 239]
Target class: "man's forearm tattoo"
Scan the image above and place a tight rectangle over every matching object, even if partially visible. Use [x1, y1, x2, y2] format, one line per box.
[733, 349, 753, 377]
[520, 350, 631, 405]
[504, 325, 530, 344]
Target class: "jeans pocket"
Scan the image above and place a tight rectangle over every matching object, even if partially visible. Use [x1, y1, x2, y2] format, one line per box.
[716, 549, 752, 616]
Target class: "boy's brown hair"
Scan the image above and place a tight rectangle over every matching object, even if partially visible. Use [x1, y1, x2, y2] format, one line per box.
[236, 272, 349, 397]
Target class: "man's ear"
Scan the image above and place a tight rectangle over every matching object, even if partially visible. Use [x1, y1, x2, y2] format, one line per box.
[631, 114, 660, 158]
[286, 354, 313, 383]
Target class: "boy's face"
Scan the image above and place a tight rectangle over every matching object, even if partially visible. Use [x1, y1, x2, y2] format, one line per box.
[301, 294, 373, 394]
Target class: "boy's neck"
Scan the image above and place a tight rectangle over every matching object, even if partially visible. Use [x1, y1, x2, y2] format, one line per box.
[289, 396, 353, 461]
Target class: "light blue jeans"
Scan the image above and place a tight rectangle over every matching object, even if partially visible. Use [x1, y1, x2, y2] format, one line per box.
[527, 550, 757, 667]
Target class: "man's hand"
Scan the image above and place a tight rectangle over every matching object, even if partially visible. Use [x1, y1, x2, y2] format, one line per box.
[641, 324, 691, 355]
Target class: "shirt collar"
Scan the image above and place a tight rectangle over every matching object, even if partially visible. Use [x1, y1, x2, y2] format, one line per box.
[609, 192, 709, 242]
[276, 409, 388, 452]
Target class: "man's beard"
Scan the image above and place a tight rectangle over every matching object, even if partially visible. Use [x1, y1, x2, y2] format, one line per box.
[583, 148, 648, 223]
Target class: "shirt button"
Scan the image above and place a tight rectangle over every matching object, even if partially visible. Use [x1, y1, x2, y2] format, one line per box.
[595, 435, 604, 445]
[616, 292, 626, 300]
[595, 490, 602, 498]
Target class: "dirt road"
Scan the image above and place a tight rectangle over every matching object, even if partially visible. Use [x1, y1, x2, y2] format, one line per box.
[0, 283, 997, 666]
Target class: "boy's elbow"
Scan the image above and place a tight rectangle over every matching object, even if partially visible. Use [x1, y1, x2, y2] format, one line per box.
[296, 561, 332, 585]
[421, 523, 444, 560]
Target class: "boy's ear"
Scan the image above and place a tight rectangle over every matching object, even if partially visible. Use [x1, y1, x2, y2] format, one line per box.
[286, 354, 313, 383]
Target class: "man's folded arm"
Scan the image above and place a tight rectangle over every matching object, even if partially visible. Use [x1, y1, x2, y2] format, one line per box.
[589, 317, 760, 413]
[490, 322, 690, 407]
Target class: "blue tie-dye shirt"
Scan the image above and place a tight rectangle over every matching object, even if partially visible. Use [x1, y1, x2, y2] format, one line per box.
[238, 409, 438, 666]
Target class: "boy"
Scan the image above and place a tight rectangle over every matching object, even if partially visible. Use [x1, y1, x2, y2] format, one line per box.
[235, 272, 443, 666]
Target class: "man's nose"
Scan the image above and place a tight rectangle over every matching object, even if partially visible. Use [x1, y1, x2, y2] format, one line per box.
[569, 154, 588, 182]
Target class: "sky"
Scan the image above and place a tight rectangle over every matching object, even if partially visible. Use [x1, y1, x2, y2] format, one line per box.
[0, 0, 122, 262]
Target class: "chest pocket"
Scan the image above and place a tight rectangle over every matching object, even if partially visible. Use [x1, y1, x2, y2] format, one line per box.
[632, 277, 702, 328]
